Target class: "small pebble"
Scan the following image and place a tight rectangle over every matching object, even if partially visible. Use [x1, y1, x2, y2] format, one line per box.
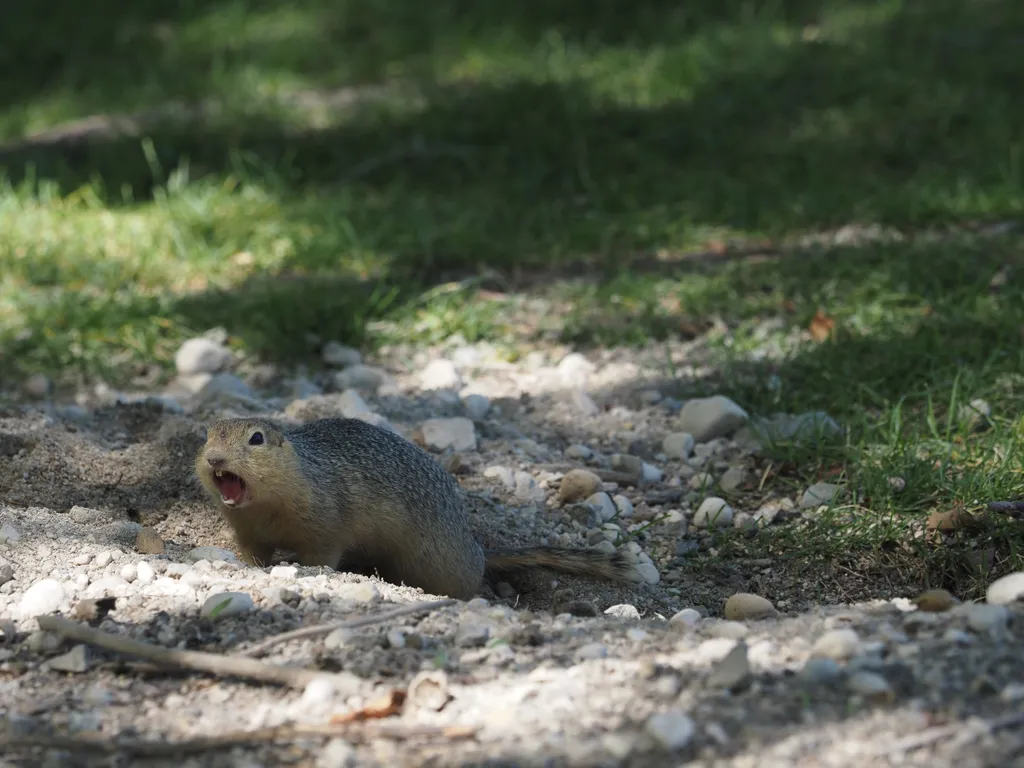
[800, 482, 841, 509]
[558, 469, 604, 503]
[604, 604, 641, 620]
[669, 608, 703, 628]
[645, 710, 697, 751]
[723, 593, 777, 621]
[846, 670, 893, 702]
[800, 657, 843, 683]
[812, 628, 862, 662]
[136, 561, 156, 584]
[336, 582, 380, 603]
[47, 644, 90, 673]
[135, 528, 165, 555]
[912, 589, 955, 613]
[200, 592, 255, 619]
[706, 641, 750, 690]
[693, 497, 734, 528]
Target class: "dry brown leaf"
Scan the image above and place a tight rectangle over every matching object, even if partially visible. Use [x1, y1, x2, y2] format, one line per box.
[330, 690, 407, 723]
[809, 310, 836, 342]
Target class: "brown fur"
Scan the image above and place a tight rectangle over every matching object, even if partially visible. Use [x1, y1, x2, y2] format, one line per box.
[195, 416, 641, 600]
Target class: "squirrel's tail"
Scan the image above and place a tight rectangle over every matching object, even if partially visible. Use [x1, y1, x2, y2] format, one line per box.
[483, 546, 640, 583]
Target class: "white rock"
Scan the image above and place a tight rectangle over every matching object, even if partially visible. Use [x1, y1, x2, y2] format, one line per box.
[800, 482, 841, 509]
[645, 710, 696, 751]
[119, 564, 138, 583]
[483, 465, 516, 491]
[565, 444, 594, 460]
[48, 644, 90, 673]
[321, 342, 362, 367]
[604, 604, 641, 620]
[613, 494, 635, 518]
[677, 396, 748, 442]
[200, 592, 255, 619]
[670, 608, 703, 628]
[420, 359, 463, 391]
[641, 462, 663, 483]
[94, 551, 114, 568]
[557, 353, 596, 385]
[0, 523, 21, 544]
[301, 676, 342, 707]
[693, 497, 734, 528]
[337, 388, 372, 418]
[514, 471, 547, 503]
[462, 393, 491, 420]
[333, 365, 395, 392]
[175, 337, 232, 375]
[86, 576, 129, 597]
[812, 628, 862, 661]
[421, 417, 477, 451]
[586, 492, 618, 523]
[136, 561, 156, 584]
[271, 565, 299, 579]
[986, 571, 1024, 605]
[688, 472, 715, 490]
[336, 582, 380, 603]
[635, 561, 661, 585]
[719, 466, 746, 493]
[20, 579, 66, 617]
[662, 432, 695, 459]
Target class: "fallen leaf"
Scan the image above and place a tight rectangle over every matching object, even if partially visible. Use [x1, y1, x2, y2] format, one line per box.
[809, 310, 836, 342]
[330, 690, 407, 723]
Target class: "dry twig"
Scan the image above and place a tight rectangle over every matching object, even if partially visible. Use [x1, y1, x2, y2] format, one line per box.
[238, 598, 457, 658]
[36, 615, 333, 689]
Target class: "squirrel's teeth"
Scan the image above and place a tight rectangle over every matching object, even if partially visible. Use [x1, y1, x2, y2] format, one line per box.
[215, 470, 223, 477]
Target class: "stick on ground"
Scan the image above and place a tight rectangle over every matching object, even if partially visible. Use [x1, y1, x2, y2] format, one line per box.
[238, 598, 457, 658]
[36, 615, 334, 689]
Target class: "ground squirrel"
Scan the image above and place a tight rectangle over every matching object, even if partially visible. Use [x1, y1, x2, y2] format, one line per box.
[194, 416, 639, 600]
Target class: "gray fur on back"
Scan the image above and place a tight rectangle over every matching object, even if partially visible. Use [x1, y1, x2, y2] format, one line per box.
[284, 417, 485, 597]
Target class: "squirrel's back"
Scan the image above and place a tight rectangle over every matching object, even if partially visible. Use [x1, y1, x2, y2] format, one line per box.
[196, 416, 638, 601]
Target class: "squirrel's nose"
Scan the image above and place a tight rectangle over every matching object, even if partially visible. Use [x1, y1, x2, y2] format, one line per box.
[207, 455, 227, 469]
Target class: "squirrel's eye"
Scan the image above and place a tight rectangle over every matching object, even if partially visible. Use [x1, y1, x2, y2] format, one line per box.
[248, 431, 264, 446]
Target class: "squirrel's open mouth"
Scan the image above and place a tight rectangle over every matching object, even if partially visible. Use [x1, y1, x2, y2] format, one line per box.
[212, 469, 250, 506]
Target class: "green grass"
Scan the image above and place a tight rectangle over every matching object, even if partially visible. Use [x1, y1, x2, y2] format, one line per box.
[2, 0, 1023, 591]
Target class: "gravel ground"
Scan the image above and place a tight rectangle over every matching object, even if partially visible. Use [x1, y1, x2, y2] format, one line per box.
[1, 336, 1023, 767]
